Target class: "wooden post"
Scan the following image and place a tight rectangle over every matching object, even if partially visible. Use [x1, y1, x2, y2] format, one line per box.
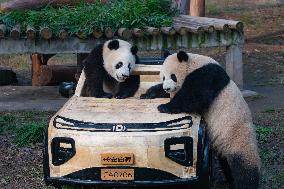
[31, 54, 44, 86]
[225, 45, 243, 89]
[190, 0, 205, 16]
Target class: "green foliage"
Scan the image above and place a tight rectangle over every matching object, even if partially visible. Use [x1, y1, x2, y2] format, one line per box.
[13, 121, 46, 146]
[256, 126, 273, 144]
[0, 0, 177, 35]
[0, 112, 53, 146]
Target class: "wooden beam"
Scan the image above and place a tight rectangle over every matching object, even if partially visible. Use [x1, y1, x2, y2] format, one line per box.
[190, 0, 205, 17]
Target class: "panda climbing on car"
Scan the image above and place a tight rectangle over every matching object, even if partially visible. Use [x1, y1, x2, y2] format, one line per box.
[141, 51, 261, 189]
[83, 39, 140, 98]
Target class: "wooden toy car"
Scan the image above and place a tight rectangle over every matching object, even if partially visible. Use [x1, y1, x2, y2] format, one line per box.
[43, 59, 211, 188]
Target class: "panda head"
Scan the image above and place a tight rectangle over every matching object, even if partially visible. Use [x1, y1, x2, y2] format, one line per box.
[160, 51, 190, 94]
[103, 39, 138, 82]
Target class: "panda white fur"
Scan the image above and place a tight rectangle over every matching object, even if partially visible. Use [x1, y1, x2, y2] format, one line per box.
[83, 39, 140, 98]
[156, 51, 260, 189]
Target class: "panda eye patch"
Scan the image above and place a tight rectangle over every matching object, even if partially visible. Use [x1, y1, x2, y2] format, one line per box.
[163, 76, 165, 81]
[128, 63, 131, 71]
[171, 74, 177, 82]
[115, 62, 123, 69]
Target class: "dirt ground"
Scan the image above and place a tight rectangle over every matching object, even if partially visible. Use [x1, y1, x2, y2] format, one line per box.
[0, 0, 283, 189]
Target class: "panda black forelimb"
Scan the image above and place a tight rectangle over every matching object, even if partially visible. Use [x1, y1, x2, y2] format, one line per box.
[140, 83, 170, 99]
[158, 64, 230, 114]
[116, 75, 140, 99]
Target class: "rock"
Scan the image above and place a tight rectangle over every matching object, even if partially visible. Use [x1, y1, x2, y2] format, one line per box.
[0, 68, 17, 85]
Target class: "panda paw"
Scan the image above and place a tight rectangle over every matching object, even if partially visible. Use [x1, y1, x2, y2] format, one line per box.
[158, 104, 171, 113]
[158, 104, 182, 114]
[94, 92, 113, 98]
[115, 94, 128, 99]
[102, 92, 113, 99]
[140, 93, 154, 99]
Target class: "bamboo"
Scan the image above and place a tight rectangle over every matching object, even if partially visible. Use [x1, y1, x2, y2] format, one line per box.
[40, 27, 52, 39]
[0, 24, 6, 38]
[10, 24, 21, 39]
[26, 25, 36, 39]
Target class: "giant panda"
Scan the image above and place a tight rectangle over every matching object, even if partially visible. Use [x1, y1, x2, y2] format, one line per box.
[155, 51, 261, 189]
[83, 39, 140, 98]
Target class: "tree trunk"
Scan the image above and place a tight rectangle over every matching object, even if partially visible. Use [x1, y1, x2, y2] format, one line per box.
[190, 0, 205, 17]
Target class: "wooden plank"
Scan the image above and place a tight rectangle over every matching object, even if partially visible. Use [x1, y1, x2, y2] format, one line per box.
[225, 45, 243, 89]
[133, 65, 161, 75]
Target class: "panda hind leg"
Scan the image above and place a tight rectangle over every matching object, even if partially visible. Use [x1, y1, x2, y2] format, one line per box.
[115, 75, 140, 99]
[220, 154, 260, 189]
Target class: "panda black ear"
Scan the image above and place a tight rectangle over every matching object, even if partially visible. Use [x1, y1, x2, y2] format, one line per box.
[177, 51, 189, 62]
[131, 45, 138, 55]
[108, 40, 120, 50]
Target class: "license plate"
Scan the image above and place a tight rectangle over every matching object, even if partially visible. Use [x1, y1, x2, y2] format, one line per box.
[101, 153, 134, 165]
[101, 169, 134, 181]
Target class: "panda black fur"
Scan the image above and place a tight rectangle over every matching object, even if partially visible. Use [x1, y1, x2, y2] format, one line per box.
[156, 51, 260, 189]
[83, 39, 140, 98]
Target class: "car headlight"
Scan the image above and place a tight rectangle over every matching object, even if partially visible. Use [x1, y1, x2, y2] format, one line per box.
[164, 136, 193, 166]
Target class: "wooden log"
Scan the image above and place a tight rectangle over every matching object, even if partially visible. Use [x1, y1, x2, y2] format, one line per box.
[39, 65, 77, 86]
[174, 18, 215, 33]
[145, 27, 160, 36]
[179, 15, 243, 32]
[190, 0, 205, 16]
[104, 27, 114, 38]
[175, 17, 229, 32]
[58, 29, 68, 40]
[117, 28, 132, 39]
[174, 22, 204, 33]
[26, 25, 36, 39]
[0, 0, 104, 12]
[0, 24, 6, 38]
[10, 24, 21, 39]
[173, 26, 188, 35]
[93, 30, 103, 39]
[161, 27, 176, 35]
[132, 28, 143, 37]
[40, 27, 52, 40]
[76, 32, 87, 39]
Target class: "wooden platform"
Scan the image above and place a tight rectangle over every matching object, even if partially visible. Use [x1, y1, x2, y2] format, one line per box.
[58, 97, 189, 124]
